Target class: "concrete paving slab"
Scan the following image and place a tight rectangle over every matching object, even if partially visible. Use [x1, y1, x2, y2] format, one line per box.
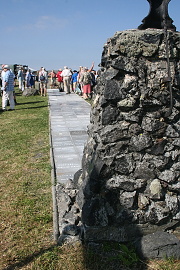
[48, 89, 90, 184]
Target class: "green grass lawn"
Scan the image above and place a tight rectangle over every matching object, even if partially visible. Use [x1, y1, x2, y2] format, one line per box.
[0, 88, 179, 270]
[0, 89, 54, 269]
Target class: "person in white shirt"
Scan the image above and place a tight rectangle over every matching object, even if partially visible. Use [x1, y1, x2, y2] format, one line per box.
[17, 67, 25, 91]
[60, 66, 72, 94]
[1, 64, 6, 86]
[1, 65, 15, 111]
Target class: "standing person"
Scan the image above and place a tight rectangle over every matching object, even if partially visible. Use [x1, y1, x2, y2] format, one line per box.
[77, 66, 84, 94]
[79, 62, 94, 99]
[25, 69, 32, 88]
[56, 69, 64, 92]
[61, 66, 72, 94]
[1, 65, 15, 111]
[90, 70, 96, 97]
[48, 70, 56, 88]
[39, 67, 48, 96]
[1, 64, 5, 96]
[1, 64, 6, 81]
[78, 62, 94, 99]
[30, 72, 35, 88]
[71, 70, 78, 92]
[0, 71, 2, 89]
[25, 69, 31, 88]
[17, 67, 24, 91]
[80, 67, 92, 99]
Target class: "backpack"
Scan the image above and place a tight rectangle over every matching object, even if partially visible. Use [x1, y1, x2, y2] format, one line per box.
[83, 72, 92, 85]
[40, 74, 45, 81]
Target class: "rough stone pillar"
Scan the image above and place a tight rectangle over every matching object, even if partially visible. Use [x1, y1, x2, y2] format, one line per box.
[81, 29, 180, 244]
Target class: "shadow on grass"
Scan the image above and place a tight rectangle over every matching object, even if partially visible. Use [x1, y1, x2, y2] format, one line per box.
[14, 105, 48, 110]
[2, 245, 57, 270]
[16, 100, 45, 105]
[0, 105, 48, 112]
[82, 242, 146, 270]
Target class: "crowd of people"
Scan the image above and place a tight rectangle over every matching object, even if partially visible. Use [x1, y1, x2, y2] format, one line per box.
[0, 62, 99, 111]
[39, 62, 98, 99]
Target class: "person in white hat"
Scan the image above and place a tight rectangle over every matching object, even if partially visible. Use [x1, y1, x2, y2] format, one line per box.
[1, 65, 15, 111]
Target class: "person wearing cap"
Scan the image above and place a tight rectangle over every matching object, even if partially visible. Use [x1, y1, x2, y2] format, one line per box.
[1, 65, 15, 111]
[60, 66, 72, 94]
[56, 69, 64, 92]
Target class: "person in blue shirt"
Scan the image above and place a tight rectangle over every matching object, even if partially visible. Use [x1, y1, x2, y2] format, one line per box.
[71, 70, 78, 92]
[2, 65, 15, 111]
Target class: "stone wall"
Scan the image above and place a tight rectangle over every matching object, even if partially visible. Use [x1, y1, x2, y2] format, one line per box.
[56, 29, 180, 257]
[81, 29, 180, 242]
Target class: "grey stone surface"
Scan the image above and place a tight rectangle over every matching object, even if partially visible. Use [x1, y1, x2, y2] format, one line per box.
[22, 88, 39, 96]
[48, 90, 90, 184]
[135, 231, 180, 259]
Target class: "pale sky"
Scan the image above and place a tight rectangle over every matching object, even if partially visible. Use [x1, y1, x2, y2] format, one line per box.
[1, 0, 180, 71]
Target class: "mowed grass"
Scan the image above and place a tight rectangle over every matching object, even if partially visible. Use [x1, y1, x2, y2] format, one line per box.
[0, 88, 180, 270]
[0, 89, 53, 269]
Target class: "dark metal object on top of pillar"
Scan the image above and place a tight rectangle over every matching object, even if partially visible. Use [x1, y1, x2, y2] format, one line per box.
[138, 0, 176, 31]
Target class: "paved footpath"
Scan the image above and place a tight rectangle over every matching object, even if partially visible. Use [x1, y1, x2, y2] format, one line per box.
[48, 89, 91, 185]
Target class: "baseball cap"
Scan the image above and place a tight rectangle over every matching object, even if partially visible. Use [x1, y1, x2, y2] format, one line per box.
[3, 65, 10, 69]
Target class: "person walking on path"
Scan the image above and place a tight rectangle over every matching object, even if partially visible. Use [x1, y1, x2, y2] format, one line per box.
[1, 65, 15, 111]
[90, 70, 96, 97]
[48, 70, 56, 88]
[56, 69, 64, 92]
[79, 62, 94, 99]
[77, 66, 84, 95]
[61, 66, 72, 94]
[71, 70, 78, 92]
[39, 67, 48, 96]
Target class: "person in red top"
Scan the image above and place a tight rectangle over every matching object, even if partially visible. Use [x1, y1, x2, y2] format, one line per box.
[56, 69, 64, 92]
